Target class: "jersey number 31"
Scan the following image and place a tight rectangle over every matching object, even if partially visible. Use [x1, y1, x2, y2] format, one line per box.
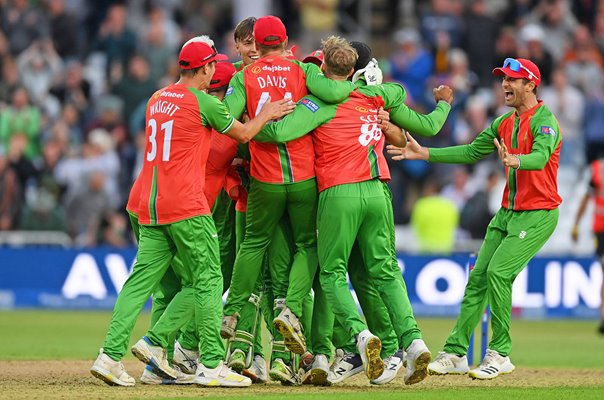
[147, 118, 174, 161]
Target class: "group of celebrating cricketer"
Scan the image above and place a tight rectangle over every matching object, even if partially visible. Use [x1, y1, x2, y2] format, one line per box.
[89, 14, 563, 389]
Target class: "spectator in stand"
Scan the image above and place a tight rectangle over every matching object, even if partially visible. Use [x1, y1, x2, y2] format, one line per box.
[528, 0, 577, 62]
[517, 24, 553, 86]
[55, 128, 120, 210]
[49, 61, 91, 114]
[0, 0, 45, 55]
[7, 132, 37, 200]
[110, 54, 156, 126]
[565, 45, 604, 95]
[563, 24, 604, 68]
[33, 139, 65, 205]
[501, 0, 534, 27]
[19, 189, 66, 232]
[297, 0, 339, 53]
[411, 178, 459, 253]
[494, 26, 520, 69]
[389, 28, 434, 109]
[454, 95, 490, 145]
[46, 0, 82, 60]
[462, 0, 499, 88]
[92, 4, 137, 78]
[16, 39, 63, 106]
[419, 0, 464, 50]
[459, 170, 499, 239]
[0, 145, 21, 230]
[139, 22, 173, 83]
[540, 66, 585, 169]
[0, 57, 20, 107]
[0, 88, 41, 160]
[65, 170, 111, 247]
[440, 165, 472, 211]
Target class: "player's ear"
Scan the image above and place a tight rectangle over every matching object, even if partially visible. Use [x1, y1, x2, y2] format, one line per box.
[283, 37, 288, 49]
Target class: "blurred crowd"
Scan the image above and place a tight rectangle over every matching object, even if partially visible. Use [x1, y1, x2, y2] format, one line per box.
[0, 0, 601, 249]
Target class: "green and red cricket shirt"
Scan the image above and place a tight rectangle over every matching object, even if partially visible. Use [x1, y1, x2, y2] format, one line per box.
[254, 81, 451, 191]
[428, 101, 562, 210]
[224, 55, 356, 184]
[137, 83, 235, 225]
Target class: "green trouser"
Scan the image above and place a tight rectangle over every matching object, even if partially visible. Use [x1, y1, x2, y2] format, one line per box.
[128, 212, 181, 361]
[310, 272, 333, 357]
[213, 190, 237, 292]
[224, 177, 318, 318]
[443, 207, 559, 357]
[318, 180, 421, 348]
[333, 244, 399, 357]
[103, 216, 224, 368]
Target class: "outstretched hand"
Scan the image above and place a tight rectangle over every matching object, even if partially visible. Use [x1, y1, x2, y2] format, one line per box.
[386, 132, 428, 161]
[260, 98, 296, 120]
[493, 138, 519, 169]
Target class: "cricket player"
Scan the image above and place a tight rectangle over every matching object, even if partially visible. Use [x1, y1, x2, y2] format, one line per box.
[90, 37, 295, 388]
[388, 58, 561, 380]
[221, 15, 358, 357]
[254, 36, 454, 385]
[571, 158, 604, 335]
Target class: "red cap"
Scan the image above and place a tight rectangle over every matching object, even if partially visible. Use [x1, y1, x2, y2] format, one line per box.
[254, 16, 287, 45]
[179, 40, 228, 70]
[302, 49, 324, 66]
[492, 58, 541, 87]
[209, 62, 237, 90]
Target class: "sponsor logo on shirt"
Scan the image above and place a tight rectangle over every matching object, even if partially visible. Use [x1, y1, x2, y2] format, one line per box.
[160, 91, 184, 99]
[355, 106, 369, 113]
[299, 98, 319, 113]
[540, 126, 556, 136]
[519, 230, 527, 239]
[226, 86, 234, 96]
[262, 65, 291, 72]
[251, 66, 262, 74]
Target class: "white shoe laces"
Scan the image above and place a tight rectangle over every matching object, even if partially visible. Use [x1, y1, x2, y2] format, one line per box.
[434, 352, 454, 367]
[478, 349, 499, 369]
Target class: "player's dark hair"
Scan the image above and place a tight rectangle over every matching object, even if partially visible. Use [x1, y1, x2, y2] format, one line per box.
[234, 17, 256, 42]
[350, 41, 372, 73]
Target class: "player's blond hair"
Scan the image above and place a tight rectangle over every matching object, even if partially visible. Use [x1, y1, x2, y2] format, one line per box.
[322, 36, 358, 77]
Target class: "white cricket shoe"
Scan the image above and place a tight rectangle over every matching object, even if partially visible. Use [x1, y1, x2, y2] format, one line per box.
[428, 352, 469, 375]
[370, 349, 404, 385]
[140, 365, 195, 385]
[328, 349, 363, 383]
[273, 306, 307, 355]
[194, 360, 252, 387]
[172, 341, 199, 375]
[404, 339, 431, 385]
[90, 349, 135, 387]
[131, 336, 177, 379]
[243, 354, 268, 384]
[310, 354, 331, 386]
[356, 329, 384, 380]
[468, 349, 515, 380]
